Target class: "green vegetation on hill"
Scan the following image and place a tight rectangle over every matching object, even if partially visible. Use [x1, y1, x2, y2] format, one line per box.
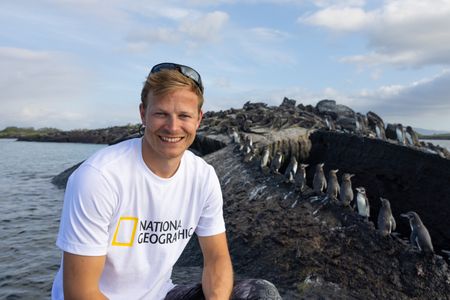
[418, 133, 450, 140]
[0, 126, 61, 138]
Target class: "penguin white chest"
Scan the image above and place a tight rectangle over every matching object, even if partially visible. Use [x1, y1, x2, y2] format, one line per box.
[357, 194, 368, 216]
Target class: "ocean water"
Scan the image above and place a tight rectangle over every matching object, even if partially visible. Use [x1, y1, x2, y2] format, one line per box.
[0, 139, 105, 299]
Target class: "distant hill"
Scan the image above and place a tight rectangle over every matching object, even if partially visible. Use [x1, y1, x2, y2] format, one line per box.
[419, 133, 450, 140]
[0, 126, 61, 138]
[414, 127, 450, 136]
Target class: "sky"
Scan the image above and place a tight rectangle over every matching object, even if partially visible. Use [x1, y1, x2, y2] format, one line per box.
[1, 0, 450, 131]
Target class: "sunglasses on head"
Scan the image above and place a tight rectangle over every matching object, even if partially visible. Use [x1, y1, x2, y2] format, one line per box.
[150, 62, 204, 94]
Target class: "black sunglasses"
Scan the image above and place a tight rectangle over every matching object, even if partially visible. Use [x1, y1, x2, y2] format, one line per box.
[150, 62, 204, 94]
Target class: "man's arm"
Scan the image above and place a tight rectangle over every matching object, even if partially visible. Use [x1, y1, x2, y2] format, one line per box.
[63, 252, 108, 300]
[198, 232, 233, 300]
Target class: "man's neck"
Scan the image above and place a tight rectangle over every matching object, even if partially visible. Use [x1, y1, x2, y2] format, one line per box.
[141, 144, 183, 178]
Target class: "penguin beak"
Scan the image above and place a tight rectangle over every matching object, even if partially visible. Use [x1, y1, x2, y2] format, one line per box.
[400, 213, 409, 219]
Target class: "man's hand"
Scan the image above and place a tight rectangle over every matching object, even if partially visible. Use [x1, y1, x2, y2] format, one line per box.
[198, 232, 233, 300]
[63, 252, 108, 300]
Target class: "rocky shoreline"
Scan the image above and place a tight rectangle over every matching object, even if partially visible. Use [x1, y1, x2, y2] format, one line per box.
[15, 125, 140, 144]
[52, 99, 450, 299]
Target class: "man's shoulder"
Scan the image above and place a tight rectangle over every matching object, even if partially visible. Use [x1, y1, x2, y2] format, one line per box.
[184, 150, 213, 170]
[83, 138, 140, 171]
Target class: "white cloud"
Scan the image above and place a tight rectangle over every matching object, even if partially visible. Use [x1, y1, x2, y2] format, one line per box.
[248, 27, 291, 41]
[179, 11, 229, 42]
[123, 9, 229, 51]
[42, 0, 130, 25]
[300, 6, 373, 31]
[312, 0, 365, 7]
[126, 28, 180, 45]
[300, 0, 450, 68]
[349, 69, 450, 129]
[339, 51, 423, 67]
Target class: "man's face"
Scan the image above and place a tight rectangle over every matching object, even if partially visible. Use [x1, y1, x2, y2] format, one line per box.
[140, 88, 202, 165]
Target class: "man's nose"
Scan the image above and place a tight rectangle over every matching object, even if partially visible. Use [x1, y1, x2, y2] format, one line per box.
[166, 116, 179, 131]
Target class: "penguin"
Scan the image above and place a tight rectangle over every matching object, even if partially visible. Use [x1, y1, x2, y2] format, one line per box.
[377, 197, 396, 237]
[243, 143, 252, 155]
[355, 187, 370, 220]
[405, 126, 420, 146]
[260, 147, 270, 172]
[325, 115, 336, 131]
[243, 146, 257, 163]
[270, 151, 283, 174]
[246, 135, 253, 148]
[294, 164, 308, 192]
[339, 173, 354, 207]
[400, 211, 434, 253]
[355, 113, 366, 135]
[375, 123, 386, 140]
[326, 169, 339, 201]
[313, 163, 327, 195]
[395, 124, 406, 145]
[231, 128, 240, 144]
[284, 156, 298, 183]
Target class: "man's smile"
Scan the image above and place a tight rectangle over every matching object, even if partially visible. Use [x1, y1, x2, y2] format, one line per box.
[159, 136, 184, 143]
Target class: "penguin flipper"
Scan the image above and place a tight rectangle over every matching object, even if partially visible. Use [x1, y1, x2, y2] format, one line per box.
[419, 228, 434, 253]
[391, 216, 397, 231]
[410, 231, 419, 249]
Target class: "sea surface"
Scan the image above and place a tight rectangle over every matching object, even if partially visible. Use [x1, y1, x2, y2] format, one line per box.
[0, 139, 105, 299]
[0, 138, 449, 299]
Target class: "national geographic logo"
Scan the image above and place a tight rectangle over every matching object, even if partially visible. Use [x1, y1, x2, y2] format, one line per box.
[112, 217, 193, 247]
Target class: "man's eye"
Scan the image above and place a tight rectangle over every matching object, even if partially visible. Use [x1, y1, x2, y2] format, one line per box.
[180, 114, 191, 119]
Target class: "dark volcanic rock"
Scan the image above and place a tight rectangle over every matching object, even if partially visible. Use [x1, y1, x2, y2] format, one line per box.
[51, 162, 83, 189]
[315, 99, 355, 120]
[367, 111, 385, 128]
[280, 97, 296, 108]
[386, 123, 400, 141]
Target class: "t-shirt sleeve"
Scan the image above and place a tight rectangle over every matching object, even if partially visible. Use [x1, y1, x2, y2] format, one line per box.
[195, 165, 226, 237]
[56, 164, 116, 256]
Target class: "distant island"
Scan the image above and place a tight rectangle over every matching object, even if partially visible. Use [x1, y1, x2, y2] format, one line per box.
[0, 126, 62, 138]
[0, 125, 140, 144]
[418, 133, 450, 140]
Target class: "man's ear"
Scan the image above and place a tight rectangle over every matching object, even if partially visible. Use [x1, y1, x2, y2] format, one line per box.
[197, 110, 203, 128]
[139, 103, 146, 124]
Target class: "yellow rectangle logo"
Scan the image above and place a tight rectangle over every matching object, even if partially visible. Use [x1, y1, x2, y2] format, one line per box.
[112, 217, 138, 247]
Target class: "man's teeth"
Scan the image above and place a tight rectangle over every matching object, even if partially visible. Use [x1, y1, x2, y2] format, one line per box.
[161, 136, 182, 143]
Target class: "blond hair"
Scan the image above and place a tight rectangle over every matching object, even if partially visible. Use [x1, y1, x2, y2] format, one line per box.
[140, 69, 204, 110]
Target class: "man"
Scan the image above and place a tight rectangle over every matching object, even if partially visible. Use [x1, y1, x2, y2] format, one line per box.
[52, 62, 233, 299]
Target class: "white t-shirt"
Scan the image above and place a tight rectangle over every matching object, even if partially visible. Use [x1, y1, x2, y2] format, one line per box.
[52, 138, 225, 300]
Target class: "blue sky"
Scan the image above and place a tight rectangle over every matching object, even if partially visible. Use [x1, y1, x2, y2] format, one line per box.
[1, 0, 450, 131]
